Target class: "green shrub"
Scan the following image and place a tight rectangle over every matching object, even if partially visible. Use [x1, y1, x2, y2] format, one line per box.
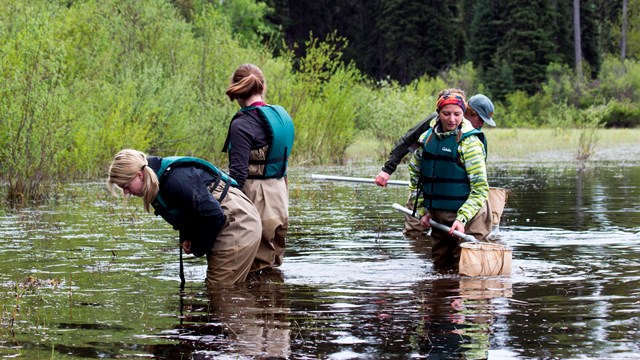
[356, 79, 428, 159]
[602, 100, 640, 128]
[438, 61, 481, 96]
[283, 33, 363, 164]
[543, 102, 582, 130]
[576, 105, 606, 160]
[501, 91, 552, 127]
[0, 1, 74, 203]
[597, 56, 640, 102]
[543, 62, 584, 107]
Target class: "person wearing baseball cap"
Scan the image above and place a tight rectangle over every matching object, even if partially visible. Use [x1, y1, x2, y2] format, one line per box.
[466, 94, 496, 128]
[375, 91, 497, 189]
[407, 89, 491, 272]
[374, 90, 499, 237]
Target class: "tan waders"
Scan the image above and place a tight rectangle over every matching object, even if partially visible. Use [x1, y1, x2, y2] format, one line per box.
[242, 177, 289, 272]
[404, 187, 507, 238]
[206, 185, 261, 286]
[429, 200, 494, 273]
[403, 195, 426, 236]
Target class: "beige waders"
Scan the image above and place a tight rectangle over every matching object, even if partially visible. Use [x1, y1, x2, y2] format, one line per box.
[403, 195, 427, 236]
[243, 177, 289, 272]
[429, 199, 496, 272]
[406, 187, 508, 238]
[206, 184, 261, 287]
[242, 146, 289, 272]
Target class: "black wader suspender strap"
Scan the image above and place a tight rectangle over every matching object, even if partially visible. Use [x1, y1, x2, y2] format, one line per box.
[207, 174, 232, 202]
[412, 185, 422, 218]
[218, 180, 231, 202]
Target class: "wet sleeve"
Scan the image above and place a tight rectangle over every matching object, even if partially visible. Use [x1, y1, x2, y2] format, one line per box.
[382, 114, 437, 174]
[456, 137, 489, 224]
[228, 116, 255, 187]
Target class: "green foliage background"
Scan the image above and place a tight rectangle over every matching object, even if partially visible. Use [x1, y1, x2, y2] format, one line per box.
[0, 0, 639, 202]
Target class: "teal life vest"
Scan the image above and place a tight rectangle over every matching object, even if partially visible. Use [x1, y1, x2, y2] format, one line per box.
[224, 105, 295, 179]
[152, 156, 237, 218]
[418, 127, 485, 211]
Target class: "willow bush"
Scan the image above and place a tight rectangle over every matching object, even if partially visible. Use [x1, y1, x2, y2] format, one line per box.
[276, 34, 364, 165]
[0, 0, 264, 201]
[0, 1, 74, 204]
[357, 80, 428, 160]
[184, 4, 267, 164]
[576, 106, 606, 160]
[355, 61, 490, 160]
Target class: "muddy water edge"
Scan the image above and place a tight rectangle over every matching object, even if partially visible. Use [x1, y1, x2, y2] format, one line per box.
[0, 160, 639, 359]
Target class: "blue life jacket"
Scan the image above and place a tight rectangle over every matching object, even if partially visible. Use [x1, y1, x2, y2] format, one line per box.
[224, 105, 295, 179]
[152, 156, 237, 218]
[419, 128, 485, 211]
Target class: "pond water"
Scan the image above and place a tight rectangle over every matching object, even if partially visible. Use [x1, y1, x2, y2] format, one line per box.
[0, 161, 639, 359]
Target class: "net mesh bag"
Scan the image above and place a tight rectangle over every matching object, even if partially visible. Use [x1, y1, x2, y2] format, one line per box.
[459, 242, 512, 276]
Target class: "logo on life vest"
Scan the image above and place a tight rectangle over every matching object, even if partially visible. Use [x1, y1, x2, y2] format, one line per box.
[441, 146, 452, 153]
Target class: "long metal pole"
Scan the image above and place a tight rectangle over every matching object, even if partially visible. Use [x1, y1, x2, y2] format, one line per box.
[311, 174, 410, 186]
[179, 246, 185, 288]
[392, 203, 477, 242]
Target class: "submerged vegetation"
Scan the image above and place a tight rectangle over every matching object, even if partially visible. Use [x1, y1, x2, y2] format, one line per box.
[1, 0, 639, 202]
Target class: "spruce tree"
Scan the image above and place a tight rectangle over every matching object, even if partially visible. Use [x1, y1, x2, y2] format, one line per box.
[550, 0, 575, 67]
[379, 0, 462, 84]
[469, 0, 501, 83]
[491, 0, 558, 96]
[580, 0, 603, 77]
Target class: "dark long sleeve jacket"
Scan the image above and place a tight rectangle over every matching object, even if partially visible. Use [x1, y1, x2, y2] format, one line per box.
[226, 109, 269, 187]
[148, 156, 226, 257]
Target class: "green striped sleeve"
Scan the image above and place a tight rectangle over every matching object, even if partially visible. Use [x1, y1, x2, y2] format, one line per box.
[456, 135, 489, 223]
[408, 147, 426, 217]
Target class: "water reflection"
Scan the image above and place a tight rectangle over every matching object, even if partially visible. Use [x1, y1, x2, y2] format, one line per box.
[493, 163, 640, 231]
[154, 270, 291, 359]
[410, 276, 513, 359]
[0, 163, 639, 359]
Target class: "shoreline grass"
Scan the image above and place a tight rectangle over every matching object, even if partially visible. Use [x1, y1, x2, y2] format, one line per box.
[345, 128, 640, 163]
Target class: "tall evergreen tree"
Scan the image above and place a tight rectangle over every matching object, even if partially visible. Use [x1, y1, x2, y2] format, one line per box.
[270, 0, 336, 58]
[379, 0, 463, 84]
[332, 0, 383, 79]
[469, 0, 501, 73]
[265, 0, 381, 75]
[485, 0, 558, 98]
[549, 0, 574, 66]
[597, 0, 623, 55]
[581, 0, 602, 77]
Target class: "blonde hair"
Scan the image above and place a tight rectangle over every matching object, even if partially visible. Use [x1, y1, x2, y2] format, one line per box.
[225, 63, 265, 101]
[107, 149, 159, 212]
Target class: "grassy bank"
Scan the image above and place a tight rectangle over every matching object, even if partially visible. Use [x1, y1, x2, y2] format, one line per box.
[345, 128, 640, 163]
